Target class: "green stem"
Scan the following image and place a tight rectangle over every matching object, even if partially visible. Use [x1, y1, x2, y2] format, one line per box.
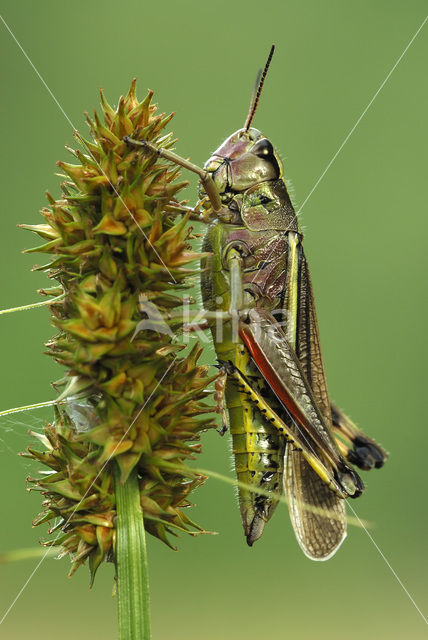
[114, 463, 151, 640]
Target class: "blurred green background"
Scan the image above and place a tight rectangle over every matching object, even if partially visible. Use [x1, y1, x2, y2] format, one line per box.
[1, 1, 427, 638]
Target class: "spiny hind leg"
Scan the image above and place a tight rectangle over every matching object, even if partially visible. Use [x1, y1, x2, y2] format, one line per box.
[220, 360, 356, 499]
[331, 402, 387, 471]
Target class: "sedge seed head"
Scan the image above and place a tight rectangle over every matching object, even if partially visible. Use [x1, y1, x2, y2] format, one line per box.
[23, 81, 216, 582]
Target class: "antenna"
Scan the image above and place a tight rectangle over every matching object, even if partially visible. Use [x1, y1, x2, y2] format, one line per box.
[244, 44, 275, 132]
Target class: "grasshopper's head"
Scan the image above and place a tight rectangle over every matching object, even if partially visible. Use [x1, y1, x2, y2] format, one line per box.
[203, 127, 295, 232]
[203, 127, 283, 199]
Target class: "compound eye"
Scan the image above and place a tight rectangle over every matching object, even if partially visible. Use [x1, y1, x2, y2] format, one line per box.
[253, 138, 274, 158]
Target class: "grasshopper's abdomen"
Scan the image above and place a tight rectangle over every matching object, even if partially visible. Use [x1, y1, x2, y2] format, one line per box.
[224, 340, 285, 545]
[214, 331, 286, 545]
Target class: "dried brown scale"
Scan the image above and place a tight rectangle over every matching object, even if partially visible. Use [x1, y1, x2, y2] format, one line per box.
[21, 81, 217, 582]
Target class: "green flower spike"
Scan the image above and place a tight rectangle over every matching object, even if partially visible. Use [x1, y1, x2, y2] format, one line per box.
[20, 81, 216, 636]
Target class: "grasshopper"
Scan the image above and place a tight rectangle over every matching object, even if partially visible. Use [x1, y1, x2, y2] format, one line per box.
[125, 45, 387, 560]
